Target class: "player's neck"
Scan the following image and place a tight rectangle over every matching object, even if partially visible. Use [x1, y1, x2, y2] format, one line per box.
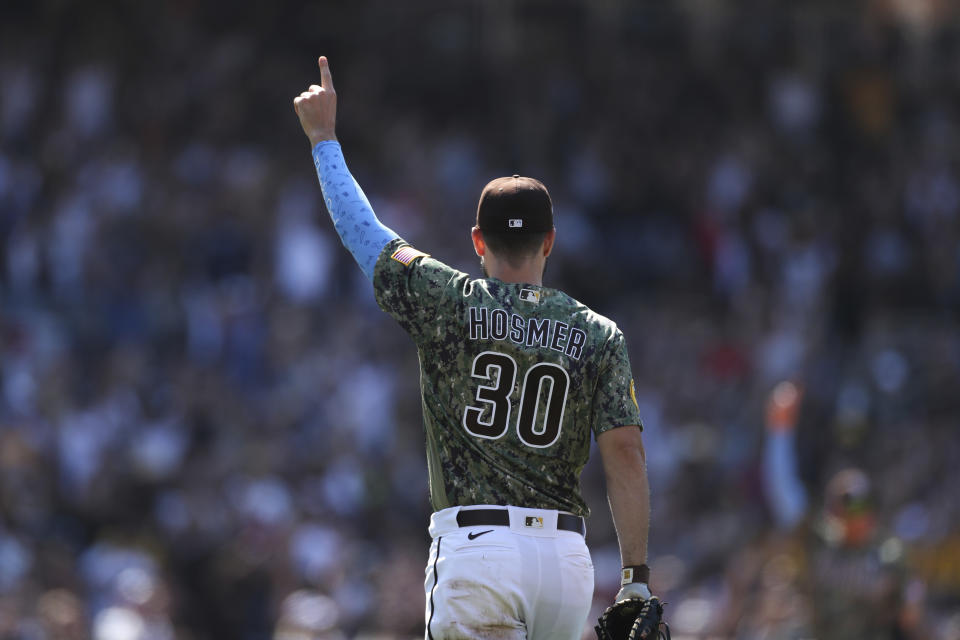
[483, 258, 544, 286]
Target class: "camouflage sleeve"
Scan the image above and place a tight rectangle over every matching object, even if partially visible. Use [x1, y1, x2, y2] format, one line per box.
[372, 237, 467, 343]
[592, 328, 643, 438]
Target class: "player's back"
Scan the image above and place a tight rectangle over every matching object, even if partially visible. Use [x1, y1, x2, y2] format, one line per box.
[375, 240, 640, 516]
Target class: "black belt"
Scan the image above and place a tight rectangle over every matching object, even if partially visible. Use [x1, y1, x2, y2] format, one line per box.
[456, 508, 586, 537]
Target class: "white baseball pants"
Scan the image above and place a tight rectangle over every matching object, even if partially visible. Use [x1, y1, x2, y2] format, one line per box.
[424, 505, 595, 640]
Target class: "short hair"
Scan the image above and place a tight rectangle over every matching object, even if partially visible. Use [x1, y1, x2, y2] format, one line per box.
[482, 230, 549, 268]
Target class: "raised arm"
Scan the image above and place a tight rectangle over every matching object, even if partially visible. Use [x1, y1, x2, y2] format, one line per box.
[293, 56, 398, 280]
[597, 424, 652, 602]
[762, 380, 808, 529]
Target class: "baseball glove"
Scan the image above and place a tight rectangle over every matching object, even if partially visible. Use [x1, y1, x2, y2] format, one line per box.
[595, 596, 669, 640]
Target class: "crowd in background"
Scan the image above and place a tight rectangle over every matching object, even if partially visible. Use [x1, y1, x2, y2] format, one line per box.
[1, 1, 959, 638]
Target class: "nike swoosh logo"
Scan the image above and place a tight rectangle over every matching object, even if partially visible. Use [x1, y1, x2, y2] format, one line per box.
[467, 529, 494, 540]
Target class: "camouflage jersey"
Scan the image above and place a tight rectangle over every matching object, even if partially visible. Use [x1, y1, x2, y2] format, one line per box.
[373, 238, 642, 517]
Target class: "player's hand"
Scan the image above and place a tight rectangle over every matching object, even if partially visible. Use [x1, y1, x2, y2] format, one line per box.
[615, 582, 652, 603]
[294, 56, 337, 147]
[765, 380, 803, 433]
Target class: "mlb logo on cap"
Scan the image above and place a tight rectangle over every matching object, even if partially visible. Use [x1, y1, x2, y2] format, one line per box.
[509, 219, 523, 228]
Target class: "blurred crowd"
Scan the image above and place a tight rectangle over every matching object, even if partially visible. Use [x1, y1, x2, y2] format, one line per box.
[1, 1, 959, 638]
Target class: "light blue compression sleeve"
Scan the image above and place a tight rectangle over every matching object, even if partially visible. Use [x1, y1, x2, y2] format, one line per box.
[762, 430, 808, 529]
[312, 141, 399, 281]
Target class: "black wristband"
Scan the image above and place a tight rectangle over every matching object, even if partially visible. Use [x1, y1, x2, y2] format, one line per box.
[621, 564, 650, 586]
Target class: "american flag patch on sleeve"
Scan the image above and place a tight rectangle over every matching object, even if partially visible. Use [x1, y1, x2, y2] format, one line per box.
[390, 246, 430, 266]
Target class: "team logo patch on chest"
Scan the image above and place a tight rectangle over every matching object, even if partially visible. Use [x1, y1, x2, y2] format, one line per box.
[524, 516, 544, 529]
[390, 246, 429, 266]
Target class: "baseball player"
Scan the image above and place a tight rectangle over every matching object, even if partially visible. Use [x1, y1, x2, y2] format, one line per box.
[294, 56, 657, 640]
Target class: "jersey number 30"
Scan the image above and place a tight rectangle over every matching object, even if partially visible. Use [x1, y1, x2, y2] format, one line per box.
[462, 351, 570, 448]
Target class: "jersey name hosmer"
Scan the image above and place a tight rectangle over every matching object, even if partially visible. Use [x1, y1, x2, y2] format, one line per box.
[467, 305, 586, 360]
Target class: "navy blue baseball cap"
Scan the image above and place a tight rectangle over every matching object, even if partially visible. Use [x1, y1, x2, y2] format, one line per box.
[476, 175, 554, 233]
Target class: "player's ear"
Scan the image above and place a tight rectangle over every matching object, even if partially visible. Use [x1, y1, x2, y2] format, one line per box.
[471, 227, 486, 256]
[542, 229, 556, 257]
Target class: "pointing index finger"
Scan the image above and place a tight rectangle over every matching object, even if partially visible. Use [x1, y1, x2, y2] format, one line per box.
[318, 56, 334, 91]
